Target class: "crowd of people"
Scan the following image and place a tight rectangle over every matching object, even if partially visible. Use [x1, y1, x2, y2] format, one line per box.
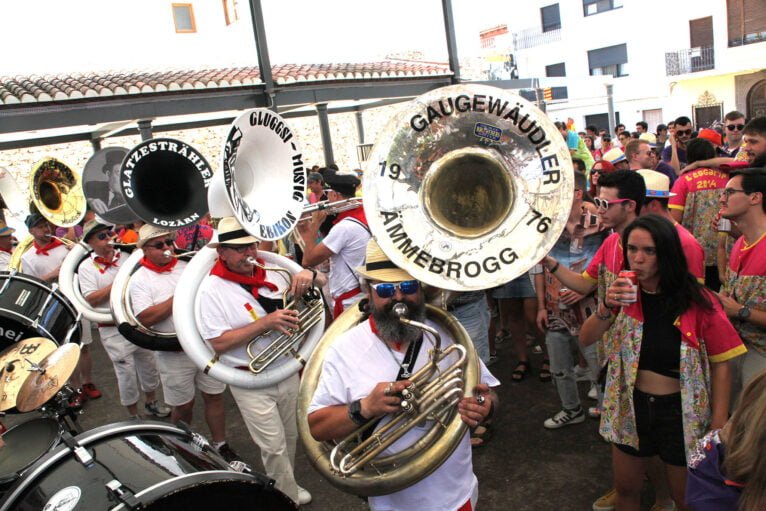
[0, 111, 765, 510]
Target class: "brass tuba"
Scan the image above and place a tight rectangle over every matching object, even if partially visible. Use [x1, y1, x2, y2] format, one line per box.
[296, 84, 574, 495]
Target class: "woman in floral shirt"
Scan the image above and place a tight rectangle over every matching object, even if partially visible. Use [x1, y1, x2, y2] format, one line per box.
[581, 214, 745, 511]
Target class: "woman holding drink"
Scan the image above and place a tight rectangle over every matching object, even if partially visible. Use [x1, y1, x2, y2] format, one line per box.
[580, 214, 746, 511]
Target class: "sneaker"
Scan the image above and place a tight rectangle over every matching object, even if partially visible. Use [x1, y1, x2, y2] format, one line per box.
[649, 503, 676, 511]
[217, 442, 243, 464]
[592, 488, 617, 511]
[144, 400, 171, 418]
[531, 344, 543, 355]
[588, 406, 602, 419]
[297, 486, 312, 505]
[81, 383, 102, 399]
[486, 354, 499, 367]
[574, 365, 591, 382]
[543, 407, 585, 429]
[588, 383, 598, 400]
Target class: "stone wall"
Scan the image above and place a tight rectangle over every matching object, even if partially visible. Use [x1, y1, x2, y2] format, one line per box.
[0, 102, 406, 208]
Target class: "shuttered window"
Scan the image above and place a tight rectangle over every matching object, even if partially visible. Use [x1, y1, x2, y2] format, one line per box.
[690, 17, 714, 47]
[546, 63, 566, 77]
[583, 0, 623, 17]
[727, 0, 766, 47]
[588, 44, 628, 77]
[541, 4, 561, 32]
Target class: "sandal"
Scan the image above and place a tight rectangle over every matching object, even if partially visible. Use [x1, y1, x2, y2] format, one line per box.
[539, 358, 552, 382]
[470, 424, 494, 448]
[511, 360, 530, 381]
[494, 329, 510, 344]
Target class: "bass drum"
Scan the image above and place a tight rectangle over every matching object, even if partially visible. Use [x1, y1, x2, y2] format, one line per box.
[0, 421, 297, 511]
[0, 418, 62, 498]
[0, 272, 81, 351]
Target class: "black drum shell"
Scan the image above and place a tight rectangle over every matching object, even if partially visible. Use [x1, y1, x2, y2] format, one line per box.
[0, 420, 297, 511]
[0, 418, 62, 495]
[0, 271, 81, 351]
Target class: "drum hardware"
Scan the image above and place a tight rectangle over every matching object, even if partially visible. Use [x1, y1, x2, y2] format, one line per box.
[15, 343, 81, 413]
[0, 337, 58, 412]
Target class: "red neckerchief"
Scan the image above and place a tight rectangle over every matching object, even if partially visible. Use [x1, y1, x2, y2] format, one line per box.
[139, 256, 178, 274]
[209, 258, 277, 298]
[0, 248, 11, 254]
[332, 205, 368, 227]
[34, 238, 63, 255]
[93, 251, 121, 274]
[368, 315, 404, 351]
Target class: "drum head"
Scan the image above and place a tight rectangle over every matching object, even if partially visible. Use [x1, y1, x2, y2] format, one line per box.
[0, 418, 60, 485]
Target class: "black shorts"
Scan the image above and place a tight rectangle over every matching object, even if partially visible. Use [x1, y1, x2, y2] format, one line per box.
[614, 388, 686, 467]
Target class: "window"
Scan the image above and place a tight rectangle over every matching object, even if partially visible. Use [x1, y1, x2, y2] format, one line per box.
[545, 62, 566, 77]
[223, 0, 239, 25]
[727, 0, 766, 47]
[541, 4, 561, 32]
[583, 0, 623, 16]
[172, 3, 196, 33]
[588, 43, 628, 77]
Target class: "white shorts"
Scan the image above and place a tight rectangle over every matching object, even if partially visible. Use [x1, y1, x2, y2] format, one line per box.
[156, 350, 226, 406]
[100, 328, 160, 406]
[79, 318, 93, 346]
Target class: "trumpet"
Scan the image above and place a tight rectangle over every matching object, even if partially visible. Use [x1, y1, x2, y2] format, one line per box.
[244, 257, 324, 374]
[297, 198, 362, 223]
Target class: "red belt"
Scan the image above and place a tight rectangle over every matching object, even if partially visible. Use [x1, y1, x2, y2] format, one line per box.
[97, 323, 115, 328]
[333, 287, 361, 319]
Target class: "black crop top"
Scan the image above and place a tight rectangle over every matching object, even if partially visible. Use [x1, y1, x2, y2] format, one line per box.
[637, 290, 681, 379]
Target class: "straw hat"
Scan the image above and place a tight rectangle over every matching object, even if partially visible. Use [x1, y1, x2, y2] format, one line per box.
[207, 217, 259, 248]
[602, 148, 626, 164]
[356, 238, 415, 283]
[136, 224, 174, 248]
[82, 219, 114, 243]
[638, 132, 657, 148]
[637, 169, 676, 198]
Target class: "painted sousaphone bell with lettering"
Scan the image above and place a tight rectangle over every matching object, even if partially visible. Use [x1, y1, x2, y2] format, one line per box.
[297, 84, 574, 496]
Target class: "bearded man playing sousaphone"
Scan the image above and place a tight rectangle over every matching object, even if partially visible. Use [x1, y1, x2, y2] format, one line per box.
[308, 239, 500, 511]
[198, 216, 326, 507]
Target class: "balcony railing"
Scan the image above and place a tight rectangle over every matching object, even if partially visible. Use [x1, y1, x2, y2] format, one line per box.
[512, 26, 562, 51]
[665, 46, 715, 76]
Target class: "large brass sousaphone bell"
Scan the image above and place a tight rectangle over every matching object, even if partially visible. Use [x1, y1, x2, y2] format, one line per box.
[297, 84, 574, 496]
[29, 157, 87, 228]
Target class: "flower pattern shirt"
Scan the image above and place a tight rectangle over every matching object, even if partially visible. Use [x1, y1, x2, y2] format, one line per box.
[599, 292, 745, 459]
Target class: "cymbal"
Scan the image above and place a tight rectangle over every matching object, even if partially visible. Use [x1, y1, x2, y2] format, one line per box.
[0, 337, 58, 412]
[15, 343, 80, 413]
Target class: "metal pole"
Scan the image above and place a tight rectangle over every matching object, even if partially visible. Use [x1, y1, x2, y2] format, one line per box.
[90, 139, 102, 152]
[316, 103, 335, 167]
[137, 119, 153, 141]
[354, 110, 365, 144]
[249, 0, 276, 109]
[441, 0, 461, 84]
[606, 84, 616, 133]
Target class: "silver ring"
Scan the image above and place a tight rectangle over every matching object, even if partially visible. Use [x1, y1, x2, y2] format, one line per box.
[384, 383, 393, 396]
[476, 394, 485, 405]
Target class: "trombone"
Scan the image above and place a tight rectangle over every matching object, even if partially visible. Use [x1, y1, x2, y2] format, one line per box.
[297, 197, 362, 223]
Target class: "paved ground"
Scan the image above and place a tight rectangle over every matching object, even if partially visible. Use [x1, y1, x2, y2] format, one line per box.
[2, 333, 660, 510]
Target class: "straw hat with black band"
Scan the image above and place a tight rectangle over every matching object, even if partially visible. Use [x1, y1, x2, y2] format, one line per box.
[82, 219, 114, 243]
[356, 238, 415, 283]
[136, 224, 174, 249]
[207, 217, 260, 248]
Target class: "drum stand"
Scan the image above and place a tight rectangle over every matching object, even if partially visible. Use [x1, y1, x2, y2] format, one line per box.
[39, 384, 84, 436]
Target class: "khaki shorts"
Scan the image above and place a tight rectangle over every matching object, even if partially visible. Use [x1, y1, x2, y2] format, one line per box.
[156, 351, 226, 406]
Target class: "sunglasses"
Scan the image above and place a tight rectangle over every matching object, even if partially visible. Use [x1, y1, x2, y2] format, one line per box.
[722, 188, 749, 198]
[96, 230, 115, 241]
[370, 280, 420, 298]
[221, 242, 258, 253]
[145, 239, 175, 250]
[726, 124, 745, 131]
[676, 129, 692, 136]
[593, 197, 634, 210]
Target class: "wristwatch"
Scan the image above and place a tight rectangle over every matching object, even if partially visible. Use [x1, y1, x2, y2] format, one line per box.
[348, 399, 370, 426]
[737, 306, 752, 320]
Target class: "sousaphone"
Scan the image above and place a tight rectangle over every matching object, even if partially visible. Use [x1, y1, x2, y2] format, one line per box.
[29, 157, 86, 228]
[297, 84, 574, 495]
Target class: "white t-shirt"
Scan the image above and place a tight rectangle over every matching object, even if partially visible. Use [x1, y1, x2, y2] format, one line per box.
[308, 319, 500, 511]
[21, 243, 69, 280]
[0, 251, 10, 271]
[130, 260, 187, 334]
[78, 250, 124, 334]
[198, 267, 292, 367]
[322, 217, 370, 298]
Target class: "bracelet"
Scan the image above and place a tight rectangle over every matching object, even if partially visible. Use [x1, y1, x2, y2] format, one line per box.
[549, 261, 560, 274]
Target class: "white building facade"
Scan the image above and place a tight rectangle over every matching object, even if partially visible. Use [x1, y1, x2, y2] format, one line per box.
[479, 0, 766, 132]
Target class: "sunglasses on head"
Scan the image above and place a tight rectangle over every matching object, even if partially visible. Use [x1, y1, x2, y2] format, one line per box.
[370, 280, 420, 298]
[145, 239, 174, 250]
[593, 197, 634, 210]
[676, 129, 692, 136]
[96, 230, 115, 241]
[726, 124, 745, 131]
